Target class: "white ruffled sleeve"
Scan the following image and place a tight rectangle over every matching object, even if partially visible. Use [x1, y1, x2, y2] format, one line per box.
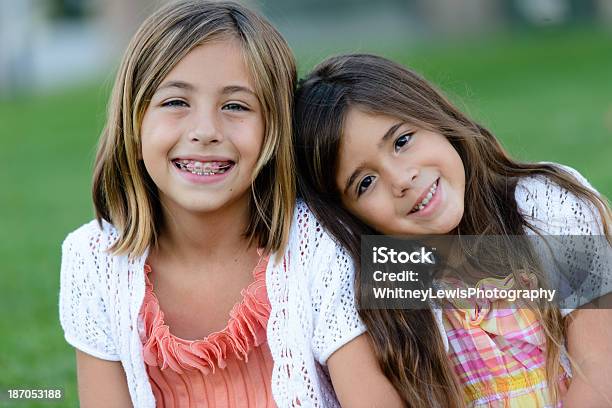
[307, 219, 367, 365]
[59, 222, 120, 361]
[516, 164, 605, 236]
[516, 164, 611, 315]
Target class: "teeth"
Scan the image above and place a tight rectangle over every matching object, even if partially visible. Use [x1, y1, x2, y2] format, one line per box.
[174, 160, 232, 175]
[411, 180, 438, 213]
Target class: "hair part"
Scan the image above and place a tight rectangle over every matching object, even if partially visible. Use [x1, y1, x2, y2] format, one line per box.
[294, 54, 611, 407]
[93, 0, 296, 258]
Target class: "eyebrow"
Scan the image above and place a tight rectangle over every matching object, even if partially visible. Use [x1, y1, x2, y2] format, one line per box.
[156, 80, 195, 93]
[221, 85, 257, 96]
[377, 122, 404, 148]
[343, 163, 366, 197]
[343, 121, 404, 197]
[154, 82, 257, 99]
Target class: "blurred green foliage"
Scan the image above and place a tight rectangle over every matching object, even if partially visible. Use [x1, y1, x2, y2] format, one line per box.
[0, 26, 610, 407]
[401, 28, 612, 191]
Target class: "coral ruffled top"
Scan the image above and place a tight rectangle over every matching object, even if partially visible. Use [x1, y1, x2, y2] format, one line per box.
[138, 257, 277, 407]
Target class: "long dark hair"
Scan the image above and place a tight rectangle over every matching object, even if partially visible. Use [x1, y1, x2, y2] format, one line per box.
[293, 54, 611, 407]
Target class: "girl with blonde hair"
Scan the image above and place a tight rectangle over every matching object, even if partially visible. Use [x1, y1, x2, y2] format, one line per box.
[60, 3, 402, 407]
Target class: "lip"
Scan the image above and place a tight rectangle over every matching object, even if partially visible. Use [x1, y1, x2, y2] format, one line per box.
[407, 178, 442, 217]
[171, 154, 236, 185]
[171, 154, 235, 163]
[412, 179, 438, 209]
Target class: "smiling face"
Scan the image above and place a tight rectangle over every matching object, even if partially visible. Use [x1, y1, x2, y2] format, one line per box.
[140, 38, 264, 217]
[335, 108, 466, 235]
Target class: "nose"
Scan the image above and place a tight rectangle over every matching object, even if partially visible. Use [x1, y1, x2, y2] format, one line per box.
[187, 110, 223, 145]
[390, 167, 419, 197]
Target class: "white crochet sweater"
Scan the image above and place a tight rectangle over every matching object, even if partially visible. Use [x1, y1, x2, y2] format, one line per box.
[432, 165, 609, 351]
[60, 166, 608, 407]
[59, 201, 366, 407]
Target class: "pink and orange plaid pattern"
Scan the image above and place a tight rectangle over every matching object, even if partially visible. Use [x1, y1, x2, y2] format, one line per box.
[439, 276, 569, 407]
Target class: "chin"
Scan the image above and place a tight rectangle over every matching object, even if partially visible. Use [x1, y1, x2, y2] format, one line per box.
[178, 196, 229, 213]
[416, 213, 460, 235]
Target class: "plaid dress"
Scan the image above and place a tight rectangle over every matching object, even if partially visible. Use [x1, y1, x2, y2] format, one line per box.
[439, 275, 570, 407]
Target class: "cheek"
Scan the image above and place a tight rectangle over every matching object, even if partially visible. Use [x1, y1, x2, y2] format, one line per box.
[139, 116, 151, 160]
[233, 118, 264, 159]
[139, 128, 154, 164]
[140, 115, 165, 155]
[139, 131, 164, 165]
[445, 144, 464, 175]
[351, 197, 388, 226]
[450, 153, 466, 191]
[241, 136, 263, 165]
[253, 124, 265, 156]
[139, 128, 175, 177]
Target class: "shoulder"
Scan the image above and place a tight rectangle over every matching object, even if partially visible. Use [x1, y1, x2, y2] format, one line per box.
[289, 203, 365, 364]
[61, 219, 122, 290]
[59, 220, 125, 361]
[283, 200, 357, 307]
[515, 163, 604, 235]
[62, 219, 119, 254]
[291, 200, 337, 251]
[288, 200, 350, 269]
[292, 200, 324, 235]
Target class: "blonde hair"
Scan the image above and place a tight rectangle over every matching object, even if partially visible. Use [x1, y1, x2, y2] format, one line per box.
[93, 0, 296, 258]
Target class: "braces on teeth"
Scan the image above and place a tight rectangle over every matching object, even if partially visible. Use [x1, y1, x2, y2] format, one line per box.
[412, 180, 438, 212]
[175, 161, 231, 176]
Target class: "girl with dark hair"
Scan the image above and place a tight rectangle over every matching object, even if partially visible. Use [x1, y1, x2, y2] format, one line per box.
[294, 53, 612, 407]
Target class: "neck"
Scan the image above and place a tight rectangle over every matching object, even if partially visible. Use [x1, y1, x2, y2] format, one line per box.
[155, 197, 254, 266]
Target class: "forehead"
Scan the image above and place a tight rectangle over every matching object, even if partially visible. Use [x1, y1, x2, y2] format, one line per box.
[162, 38, 254, 88]
[340, 108, 397, 159]
[336, 108, 398, 185]
[344, 108, 397, 140]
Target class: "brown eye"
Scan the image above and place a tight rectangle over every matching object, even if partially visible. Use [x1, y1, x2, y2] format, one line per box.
[394, 133, 413, 152]
[162, 99, 188, 108]
[357, 175, 375, 196]
[222, 103, 249, 111]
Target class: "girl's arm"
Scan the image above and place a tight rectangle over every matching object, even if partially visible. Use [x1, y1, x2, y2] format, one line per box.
[60, 225, 134, 407]
[76, 350, 133, 408]
[296, 204, 404, 407]
[563, 300, 612, 407]
[328, 334, 405, 408]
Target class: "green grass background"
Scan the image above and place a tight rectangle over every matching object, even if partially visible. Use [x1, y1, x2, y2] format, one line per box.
[0, 27, 610, 407]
